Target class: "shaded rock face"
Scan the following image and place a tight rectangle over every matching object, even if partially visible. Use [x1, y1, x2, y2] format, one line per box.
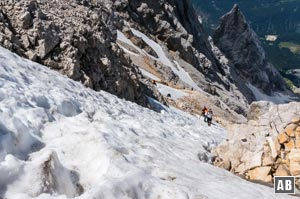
[213, 5, 288, 96]
[0, 0, 155, 107]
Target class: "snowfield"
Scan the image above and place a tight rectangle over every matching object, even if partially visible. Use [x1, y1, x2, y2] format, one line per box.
[247, 83, 296, 104]
[117, 29, 201, 92]
[0, 46, 294, 199]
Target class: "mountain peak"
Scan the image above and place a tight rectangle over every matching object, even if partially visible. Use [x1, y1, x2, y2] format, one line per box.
[232, 3, 240, 12]
[221, 3, 247, 30]
[213, 5, 291, 100]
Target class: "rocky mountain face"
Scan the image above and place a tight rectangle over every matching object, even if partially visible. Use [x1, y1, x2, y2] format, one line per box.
[193, 0, 300, 82]
[0, 0, 165, 109]
[213, 101, 300, 188]
[114, 0, 254, 116]
[213, 5, 290, 101]
[0, 0, 296, 117]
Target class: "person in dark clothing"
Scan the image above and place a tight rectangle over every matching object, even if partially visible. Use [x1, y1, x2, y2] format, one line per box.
[201, 106, 208, 122]
[206, 109, 213, 126]
[152, 80, 157, 86]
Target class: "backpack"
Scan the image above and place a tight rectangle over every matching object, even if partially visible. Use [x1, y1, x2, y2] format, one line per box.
[206, 111, 212, 119]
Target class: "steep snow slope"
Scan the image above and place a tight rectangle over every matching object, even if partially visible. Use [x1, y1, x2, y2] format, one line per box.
[0, 46, 294, 199]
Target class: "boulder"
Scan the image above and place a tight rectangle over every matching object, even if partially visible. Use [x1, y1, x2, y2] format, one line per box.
[296, 179, 300, 189]
[25, 50, 37, 61]
[262, 154, 274, 166]
[235, 163, 246, 173]
[19, 11, 32, 29]
[291, 117, 300, 124]
[285, 123, 298, 137]
[296, 139, 300, 149]
[21, 34, 31, 48]
[284, 140, 295, 152]
[278, 132, 289, 144]
[242, 151, 263, 171]
[213, 140, 245, 170]
[213, 157, 231, 170]
[266, 137, 278, 159]
[274, 164, 290, 176]
[296, 127, 300, 139]
[274, 136, 281, 153]
[262, 146, 274, 166]
[288, 149, 300, 176]
[247, 167, 272, 183]
[38, 31, 60, 59]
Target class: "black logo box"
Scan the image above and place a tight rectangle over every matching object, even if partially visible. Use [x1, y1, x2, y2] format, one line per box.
[274, 176, 295, 194]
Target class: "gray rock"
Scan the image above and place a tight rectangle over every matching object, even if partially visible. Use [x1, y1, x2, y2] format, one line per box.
[21, 34, 31, 48]
[38, 32, 60, 59]
[0, 0, 156, 110]
[19, 11, 33, 29]
[25, 50, 37, 61]
[213, 5, 291, 99]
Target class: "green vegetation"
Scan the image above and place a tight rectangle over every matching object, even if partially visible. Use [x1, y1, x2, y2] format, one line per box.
[279, 42, 300, 54]
[284, 77, 295, 89]
[263, 39, 300, 71]
[192, 0, 300, 86]
[192, 0, 300, 36]
[284, 78, 299, 93]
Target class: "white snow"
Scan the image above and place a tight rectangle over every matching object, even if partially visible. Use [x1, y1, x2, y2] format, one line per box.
[118, 44, 140, 56]
[129, 29, 201, 91]
[156, 83, 188, 100]
[130, 28, 174, 68]
[139, 68, 160, 81]
[0, 46, 295, 199]
[116, 30, 140, 53]
[173, 61, 201, 91]
[247, 83, 294, 104]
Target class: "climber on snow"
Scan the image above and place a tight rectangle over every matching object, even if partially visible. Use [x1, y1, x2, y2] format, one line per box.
[206, 108, 213, 126]
[201, 106, 208, 122]
[152, 80, 157, 86]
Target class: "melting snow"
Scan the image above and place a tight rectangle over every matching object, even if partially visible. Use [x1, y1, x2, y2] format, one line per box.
[173, 61, 201, 91]
[126, 28, 201, 91]
[0, 47, 294, 199]
[139, 68, 160, 81]
[247, 83, 294, 104]
[130, 28, 174, 68]
[156, 83, 188, 100]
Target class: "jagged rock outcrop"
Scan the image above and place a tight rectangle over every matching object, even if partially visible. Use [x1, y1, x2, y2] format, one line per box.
[0, 0, 163, 108]
[115, 0, 252, 116]
[213, 101, 300, 188]
[213, 4, 292, 101]
[117, 0, 210, 67]
[116, 0, 237, 82]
